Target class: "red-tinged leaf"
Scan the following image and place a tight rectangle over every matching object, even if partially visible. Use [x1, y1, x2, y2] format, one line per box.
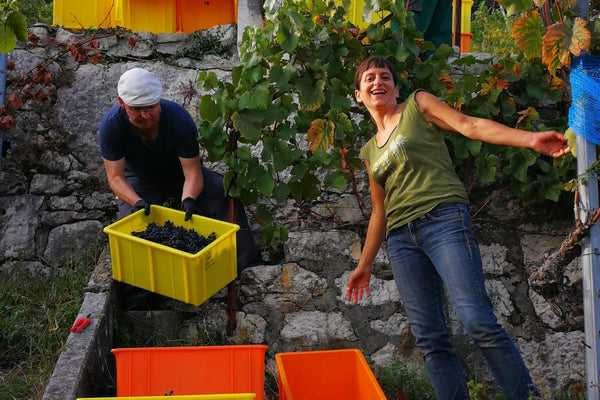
[128, 36, 138, 49]
[512, 10, 544, 58]
[542, 22, 571, 74]
[6, 60, 14, 70]
[548, 74, 565, 90]
[516, 106, 539, 126]
[497, 0, 533, 16]
[340, 148, 350, 173]
[480, 77, 510, 95]
[28, 31, 39, 46]
[569, 18, 591, 56]
[43, 72, 53, 86]
[307, 118, 334, 153]
[0, 114, 15, 130]
[439, 74, 454, 92]
[89, 39, 100, 48]
[34, 88, 49, 103]
[21, 85, 33, 101]
[90, 51, 102, 64]
[7, 93, 22, 110]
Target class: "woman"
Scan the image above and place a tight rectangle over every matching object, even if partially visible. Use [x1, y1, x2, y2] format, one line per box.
[345, 55, 569, 399]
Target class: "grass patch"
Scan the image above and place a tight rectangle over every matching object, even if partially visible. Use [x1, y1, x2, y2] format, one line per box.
[0, 263, 93, 400]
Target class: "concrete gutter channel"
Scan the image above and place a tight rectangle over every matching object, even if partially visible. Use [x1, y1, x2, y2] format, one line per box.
[42, 247, 117, 400]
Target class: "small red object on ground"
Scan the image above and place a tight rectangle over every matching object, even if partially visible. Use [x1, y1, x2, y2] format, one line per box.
[70, 317, 90, 333]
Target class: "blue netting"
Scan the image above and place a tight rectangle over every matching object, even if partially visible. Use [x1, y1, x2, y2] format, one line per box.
[569, 55, 600, 145]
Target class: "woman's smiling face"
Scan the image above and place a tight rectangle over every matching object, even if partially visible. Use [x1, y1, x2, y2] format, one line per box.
[355, 66, 399, 109]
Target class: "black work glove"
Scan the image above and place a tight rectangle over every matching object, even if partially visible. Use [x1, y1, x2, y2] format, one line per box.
[132, 199, 150, 216]
[181, 197, 201, 221]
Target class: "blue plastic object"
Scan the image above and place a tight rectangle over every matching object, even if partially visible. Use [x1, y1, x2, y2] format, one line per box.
[569, 55, 600, 145]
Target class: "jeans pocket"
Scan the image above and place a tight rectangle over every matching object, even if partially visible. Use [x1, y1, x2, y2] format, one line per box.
[424, 203, 465, 223]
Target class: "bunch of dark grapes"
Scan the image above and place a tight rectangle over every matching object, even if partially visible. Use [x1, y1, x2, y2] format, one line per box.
[132, 220, 216, 254]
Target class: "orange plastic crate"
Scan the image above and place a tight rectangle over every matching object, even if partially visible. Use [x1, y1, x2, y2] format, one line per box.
[275, 349, 386, 400]
[176, 0, 237, 33]
[112, 345, 268, 400]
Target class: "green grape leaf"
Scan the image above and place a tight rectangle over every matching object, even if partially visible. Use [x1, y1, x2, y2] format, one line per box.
[503, 149, 538, 182]
[0, 23, 16, 55]
[296, 76, 326, 111]
[277, 15, 299, 53]
[238, 84, 270, 110]
[248, 164, 275, 196]
[477, 154, 500, 183]
[564, 128, 577, 158]
[199, 96, 217, 122]
[6, 10, 27, 42]
[310, 147, 332, 166]
[324, 171, 348, 189]
[329, 78, 352, 111]
[231, 109, 264, 143]
[272, 183, 290, 203]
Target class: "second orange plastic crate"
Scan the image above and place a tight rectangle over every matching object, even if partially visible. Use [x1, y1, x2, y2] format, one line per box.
[275, 349, 386, 400]
[112, 345, 268, 400]
[176, 0, 237, 33]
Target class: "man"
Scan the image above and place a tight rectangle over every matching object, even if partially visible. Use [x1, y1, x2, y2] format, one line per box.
[406, 0, 453, 52]
[99, 67, 261, 308]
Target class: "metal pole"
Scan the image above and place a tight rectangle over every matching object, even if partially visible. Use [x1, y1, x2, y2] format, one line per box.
[576, 1, 599, 397]
[578, 135, 600, 399]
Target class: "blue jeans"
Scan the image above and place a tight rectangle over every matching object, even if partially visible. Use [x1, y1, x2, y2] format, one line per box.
[387, 203, 535, 400]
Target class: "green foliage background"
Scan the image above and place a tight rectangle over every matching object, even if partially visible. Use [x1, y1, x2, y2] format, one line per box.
[197, 0, 576, 246]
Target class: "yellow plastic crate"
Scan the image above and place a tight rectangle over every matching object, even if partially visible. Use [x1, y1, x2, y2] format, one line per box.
[335, 0, 388, 29]
[119, 0, 176, 33]
[53, 0, 117, 29]
[103, 205, 239, 306]
[78, 395, 255, 400]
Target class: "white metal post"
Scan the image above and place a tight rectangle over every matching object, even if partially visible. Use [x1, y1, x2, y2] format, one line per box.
[575, 1, 600, 397]
[578, 136, 600, 399]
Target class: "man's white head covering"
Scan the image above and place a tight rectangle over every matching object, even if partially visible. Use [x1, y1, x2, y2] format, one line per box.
[117, 68, 162, 107]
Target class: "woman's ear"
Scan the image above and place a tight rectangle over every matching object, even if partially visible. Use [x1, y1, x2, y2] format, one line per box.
[354, 89, 362, 103]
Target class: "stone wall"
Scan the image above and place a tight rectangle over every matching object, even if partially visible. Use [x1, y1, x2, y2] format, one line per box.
[0, 17, 585, 397]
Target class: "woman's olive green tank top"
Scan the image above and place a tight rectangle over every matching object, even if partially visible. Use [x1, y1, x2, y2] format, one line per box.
[359, 90, 469, 236]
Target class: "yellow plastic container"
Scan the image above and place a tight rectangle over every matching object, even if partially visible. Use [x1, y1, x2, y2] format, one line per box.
[119, 0, 177, 33]
[335, 0, 388, 29]
[103, 205, 239, 306]
[176, 0, 237, 33]
[452, 0, 474, 51]
[78, 395, 255, 400]
[53, 0, 117, 29]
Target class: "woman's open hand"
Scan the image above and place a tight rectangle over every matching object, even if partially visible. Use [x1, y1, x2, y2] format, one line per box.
[346, 267, 372, 304]
[531, 130, 571, 157]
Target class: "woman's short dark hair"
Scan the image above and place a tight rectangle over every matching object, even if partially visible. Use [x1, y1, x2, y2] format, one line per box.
[354, 55, 398, 91]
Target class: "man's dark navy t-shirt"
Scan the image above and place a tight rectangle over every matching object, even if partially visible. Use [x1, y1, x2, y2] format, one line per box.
[99, 99, 200, 183]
